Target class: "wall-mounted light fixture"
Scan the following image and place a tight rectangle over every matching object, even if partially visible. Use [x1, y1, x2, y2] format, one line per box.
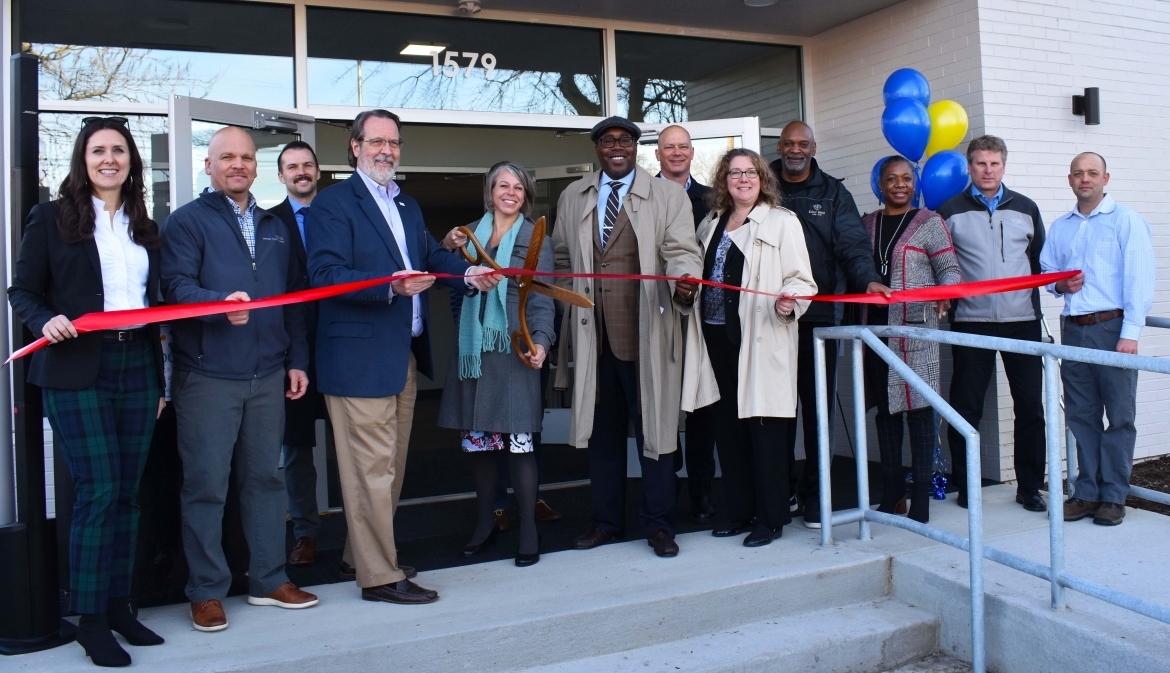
[1072, 87, 1100, 125]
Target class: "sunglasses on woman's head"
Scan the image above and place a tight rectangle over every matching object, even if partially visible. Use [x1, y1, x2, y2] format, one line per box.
[81, 116, 130, 128]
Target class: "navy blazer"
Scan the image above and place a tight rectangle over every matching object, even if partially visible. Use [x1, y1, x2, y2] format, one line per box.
[8, 201, 164, 390]
[306, 172, 470, 398]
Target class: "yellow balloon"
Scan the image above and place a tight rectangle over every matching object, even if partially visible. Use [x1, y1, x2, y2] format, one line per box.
[924, 100, 969, 158]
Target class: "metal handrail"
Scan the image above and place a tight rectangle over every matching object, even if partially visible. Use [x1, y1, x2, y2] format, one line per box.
[813, 324, 1170, 673]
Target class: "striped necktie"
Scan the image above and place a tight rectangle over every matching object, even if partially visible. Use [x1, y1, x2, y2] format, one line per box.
[601, 180, 625, 248]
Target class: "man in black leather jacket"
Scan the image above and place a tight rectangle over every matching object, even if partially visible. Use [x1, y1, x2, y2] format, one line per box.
[769, 121, 889, 529]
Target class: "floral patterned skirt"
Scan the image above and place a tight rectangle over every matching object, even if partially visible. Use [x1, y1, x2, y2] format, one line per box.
[461, 430, 534, 454]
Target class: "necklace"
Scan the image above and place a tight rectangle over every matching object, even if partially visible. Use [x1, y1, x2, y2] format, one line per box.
[876, 210, 911, 276]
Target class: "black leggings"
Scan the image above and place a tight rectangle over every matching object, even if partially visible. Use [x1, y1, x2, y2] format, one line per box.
[702, 322, 793, 530]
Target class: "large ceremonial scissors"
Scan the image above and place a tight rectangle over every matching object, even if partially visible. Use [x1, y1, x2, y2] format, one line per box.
[458, 216, 593, 369]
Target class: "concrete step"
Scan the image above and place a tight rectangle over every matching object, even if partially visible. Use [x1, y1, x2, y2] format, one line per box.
[522, 598, 938, 673]
[15, 529, 894, 673]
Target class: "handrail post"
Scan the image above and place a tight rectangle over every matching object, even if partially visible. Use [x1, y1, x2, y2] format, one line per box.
[1044, 354, 1067, 609]
[966, 428, 986, 673]
[852, 338, 870, 540]
[814, 333, 833, 546]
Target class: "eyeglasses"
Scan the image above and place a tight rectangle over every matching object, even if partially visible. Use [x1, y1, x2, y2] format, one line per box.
[360, 137, 403, 151]
[81, 116, 129, 128]
[599, 136, 635, 149]
[728, 169, 760, 180]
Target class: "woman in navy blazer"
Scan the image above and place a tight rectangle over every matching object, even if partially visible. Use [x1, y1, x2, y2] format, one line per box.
[8, 117, 166, 667]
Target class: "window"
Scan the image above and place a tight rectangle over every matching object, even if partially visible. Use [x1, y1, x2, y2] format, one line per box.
[307, 8, 604, 116]
[19, 0, 295, 107]
[615, 32, 801, 126]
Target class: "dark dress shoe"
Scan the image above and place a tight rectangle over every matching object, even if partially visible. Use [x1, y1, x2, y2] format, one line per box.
[462, 525, 500, 556]
[77, 613, 132, 667]
[340, 561, 415, 580]
[648, 529, 679, 557]
[743, 525, 780, 547]
[712, 520, 752, 537]
[515, 551, 540, 567]
[106, 597, 164, 646]
[570, 526, 618, 549]
[689, 495, 717, 524]
[362, 580, 439, 605]
[956, 492, 968, 509]
[1016, 491, 1047, 512]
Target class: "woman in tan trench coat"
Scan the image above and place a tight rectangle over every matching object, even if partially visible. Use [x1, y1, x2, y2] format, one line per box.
[681, 148, 817, 547]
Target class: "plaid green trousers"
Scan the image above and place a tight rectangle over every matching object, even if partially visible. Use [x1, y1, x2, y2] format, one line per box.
[43, 337, 160, 614]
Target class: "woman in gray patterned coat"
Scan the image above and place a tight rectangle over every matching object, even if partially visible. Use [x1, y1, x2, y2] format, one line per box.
[438, 162, 554, 566]
[862, 155, 961, 523]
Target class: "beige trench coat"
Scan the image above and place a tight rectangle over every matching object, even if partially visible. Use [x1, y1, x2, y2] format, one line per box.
[551, 166, 704, 460]
[681, 204, 818, 419]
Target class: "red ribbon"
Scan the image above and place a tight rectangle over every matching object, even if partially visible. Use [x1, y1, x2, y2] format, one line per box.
[6, 270, 1077, 365]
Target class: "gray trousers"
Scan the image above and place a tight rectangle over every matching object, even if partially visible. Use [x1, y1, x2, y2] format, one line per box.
[1060, 317, 1139, 505]
[175, 369, 289, 602]
[283, 443, 320, 540]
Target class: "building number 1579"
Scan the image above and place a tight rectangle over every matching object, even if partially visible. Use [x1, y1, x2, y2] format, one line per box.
[432, 51, 498, 78]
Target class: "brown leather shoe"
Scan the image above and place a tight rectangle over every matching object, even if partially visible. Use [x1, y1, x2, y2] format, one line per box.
[247, 582, 318, 609]
[534, 499, 563, 521]
[288, 536, 316, 565]
[1092, 502, 1125, 526]
[570, 526, 617, 549]
[339, 561, 416, 581]
[362, 580, 439, 605]
[494, 508, 510, 531]
[191, 599, 228, 632]
[1064, 497, 1100, 521]
[648, 529, 679, 558]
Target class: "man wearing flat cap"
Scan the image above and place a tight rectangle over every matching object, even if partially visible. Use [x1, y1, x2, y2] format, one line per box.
[552, 116, 703, 557]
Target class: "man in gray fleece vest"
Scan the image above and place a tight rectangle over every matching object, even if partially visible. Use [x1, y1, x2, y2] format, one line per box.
[937, 135, 1048, 513]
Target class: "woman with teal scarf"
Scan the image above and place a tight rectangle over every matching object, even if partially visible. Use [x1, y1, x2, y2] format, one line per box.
[438, 161, 555, 567]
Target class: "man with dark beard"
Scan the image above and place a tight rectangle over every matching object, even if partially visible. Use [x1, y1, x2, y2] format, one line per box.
[768, 121, 889, 529]
[270, 141, 326, 565]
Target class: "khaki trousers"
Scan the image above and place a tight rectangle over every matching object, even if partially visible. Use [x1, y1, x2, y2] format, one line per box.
[326, 354, 416, 588]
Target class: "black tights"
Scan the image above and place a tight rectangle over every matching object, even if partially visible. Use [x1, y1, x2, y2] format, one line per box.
[470, 451, 538, 554]
[875, 408, 936, 523]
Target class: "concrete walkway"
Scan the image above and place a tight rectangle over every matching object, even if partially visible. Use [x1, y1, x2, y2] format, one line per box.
[8, 485, 1169, 672]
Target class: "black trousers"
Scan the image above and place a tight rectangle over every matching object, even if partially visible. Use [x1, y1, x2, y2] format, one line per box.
[946, 320, 1046, 495]
[703, 322, 792, 530]
[682, 405, 716, 503]
[786, 321, 837, 504]
[588, 337, 676, 538]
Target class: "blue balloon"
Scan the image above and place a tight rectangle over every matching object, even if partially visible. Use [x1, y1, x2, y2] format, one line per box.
[883, 68, 931, 108]
[881, 98, 931, 162]
[870, 156, 891, 203]
[921, 150, 969, 210]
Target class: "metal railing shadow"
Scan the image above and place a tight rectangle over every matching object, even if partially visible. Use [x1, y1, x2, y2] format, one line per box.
[813, 324, 1170, 673]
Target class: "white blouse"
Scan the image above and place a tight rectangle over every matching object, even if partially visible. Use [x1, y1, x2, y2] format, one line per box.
[91, 196, 149, 318]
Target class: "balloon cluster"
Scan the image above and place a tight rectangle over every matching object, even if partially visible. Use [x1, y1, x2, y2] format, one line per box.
[873, 69, 971, 210]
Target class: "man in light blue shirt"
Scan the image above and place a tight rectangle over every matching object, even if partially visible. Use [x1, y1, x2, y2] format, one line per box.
[1039, 152, 1154, 527]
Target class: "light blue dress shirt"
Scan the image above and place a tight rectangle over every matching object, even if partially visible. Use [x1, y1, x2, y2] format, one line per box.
[1039, 194, 1155, 340]
[356, 168, 423, 336]
[290, 198, 308, 245]
[971, 182, 1003, 214]
[596, 169, 636, 239]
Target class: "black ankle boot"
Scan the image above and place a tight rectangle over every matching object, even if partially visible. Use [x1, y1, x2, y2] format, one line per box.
[908, 482, 931, 524]
[107, 597, 164, 646]
[878, 474, 906, 514]
[77, 613, 131, 667]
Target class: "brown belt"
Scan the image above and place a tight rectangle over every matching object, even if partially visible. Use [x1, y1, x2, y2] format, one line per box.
[1067, 309, 1123, 326]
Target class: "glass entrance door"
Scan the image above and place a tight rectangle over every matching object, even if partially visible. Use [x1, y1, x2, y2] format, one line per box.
[167, 96, 316, 212]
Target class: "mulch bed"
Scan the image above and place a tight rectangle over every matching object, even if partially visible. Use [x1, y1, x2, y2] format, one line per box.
[1127, 455, 1170, 516]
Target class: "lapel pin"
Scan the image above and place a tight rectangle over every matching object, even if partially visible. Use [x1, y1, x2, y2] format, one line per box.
[398, 201, 405, 207]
